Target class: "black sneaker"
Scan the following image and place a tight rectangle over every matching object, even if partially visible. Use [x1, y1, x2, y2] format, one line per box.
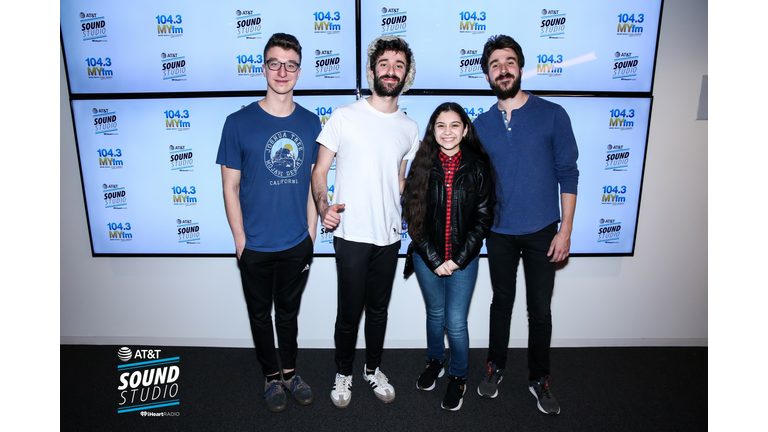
[264, 379, 287, 412]
[477, 361, 503, 398]
[529, 376, 561, 415]
[417, 358, 445, 391]
[441, 376, 466, 411]
[283, 375, 314, 405]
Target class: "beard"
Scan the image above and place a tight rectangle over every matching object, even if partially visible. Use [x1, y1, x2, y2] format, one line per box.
[373, 72, 405, 97]
[489, 72, 522, 100]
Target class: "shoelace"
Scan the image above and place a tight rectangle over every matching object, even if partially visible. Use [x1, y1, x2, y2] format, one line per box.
[265, 381, 282, 397]
[370, 369, 390, 386]
[540, 381, 553, 398]
[291, 376, 307, 391]
[483, 363, 501, 383]
[335, 374, 352, 392]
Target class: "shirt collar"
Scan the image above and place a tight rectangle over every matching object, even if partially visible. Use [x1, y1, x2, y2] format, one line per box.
[438, 150, 462, 163]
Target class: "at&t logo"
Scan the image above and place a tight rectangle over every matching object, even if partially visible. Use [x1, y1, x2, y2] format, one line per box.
[162, 53, 187, 81]
[459, 49, 482, 78]
[381, 7, 407, 36]
[236, 10, 262, 39]
[605, 144, 630, 171]
[80, 12, 108, 42]
[540, 9, 566, 38]
[597, 219, 621, 244]
[315, 50, 341, 78]
[613, 52, 639, 80]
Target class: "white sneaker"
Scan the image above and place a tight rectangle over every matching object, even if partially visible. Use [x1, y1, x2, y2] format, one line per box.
[363, 364, 395, 403]
[331, 373, 352, 408]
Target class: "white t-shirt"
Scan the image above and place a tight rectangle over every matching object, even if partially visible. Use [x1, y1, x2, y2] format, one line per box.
[317, 98, 420, 246]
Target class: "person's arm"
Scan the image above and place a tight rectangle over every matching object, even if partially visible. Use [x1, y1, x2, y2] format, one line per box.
[307, 164, 318, 243]
[398, 159, 409, 194]
[452, 162, 496, 270]
[412, 235, 443, 273]
[221, 165, 246, 259]
[312, 146, 345, 229]
[547, 192, 576, 262]
[549, 106, 579, 263]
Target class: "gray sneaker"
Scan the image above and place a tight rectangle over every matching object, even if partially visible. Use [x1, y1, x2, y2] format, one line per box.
[283, 375, 314, 405]
[477, 362, 503, 398]
[264, 379, 287, 412]
[529, 376, 561, 415]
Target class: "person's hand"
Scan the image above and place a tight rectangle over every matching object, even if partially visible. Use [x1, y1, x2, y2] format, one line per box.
[320, 203, 345, 230]
[547, 230, 571, 262]
[445, 260, 460, 272]
[433, 262, 454, 277]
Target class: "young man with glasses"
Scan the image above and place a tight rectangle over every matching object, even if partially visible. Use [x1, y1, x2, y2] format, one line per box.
[216, 33, 321, 412]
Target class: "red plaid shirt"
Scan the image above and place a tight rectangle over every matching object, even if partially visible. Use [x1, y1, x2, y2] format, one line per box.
[438, 151, 462, 262]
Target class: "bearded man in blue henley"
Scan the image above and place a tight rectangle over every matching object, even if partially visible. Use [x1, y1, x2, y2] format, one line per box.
[473, 35, 579, 416]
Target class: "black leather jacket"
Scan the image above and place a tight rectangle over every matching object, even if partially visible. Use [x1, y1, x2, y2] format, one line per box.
[412, 149, 495, 271]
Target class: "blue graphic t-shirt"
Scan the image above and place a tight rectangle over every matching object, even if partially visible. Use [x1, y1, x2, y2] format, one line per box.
[216, 102, 321, 252]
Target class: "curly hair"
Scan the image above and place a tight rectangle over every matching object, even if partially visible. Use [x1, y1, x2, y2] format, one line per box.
[365, 35, 416, 93]
[402, 102, 493, 242]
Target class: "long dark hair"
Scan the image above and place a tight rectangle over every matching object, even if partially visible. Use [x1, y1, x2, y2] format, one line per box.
[402, 102, 492, 242]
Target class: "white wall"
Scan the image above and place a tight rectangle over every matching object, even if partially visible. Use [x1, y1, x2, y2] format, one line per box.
[60, 0, 707, 348]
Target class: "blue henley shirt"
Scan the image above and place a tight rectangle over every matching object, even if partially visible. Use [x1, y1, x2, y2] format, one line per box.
[473, 92, 579, 235]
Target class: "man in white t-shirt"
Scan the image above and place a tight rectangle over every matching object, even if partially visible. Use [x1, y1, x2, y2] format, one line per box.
[312, 35, 419, 408]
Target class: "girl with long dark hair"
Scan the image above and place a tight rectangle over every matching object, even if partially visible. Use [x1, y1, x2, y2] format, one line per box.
[402, 102, 495, 411]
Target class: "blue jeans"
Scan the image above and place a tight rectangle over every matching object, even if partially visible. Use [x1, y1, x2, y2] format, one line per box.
[413, 253, 479, 379]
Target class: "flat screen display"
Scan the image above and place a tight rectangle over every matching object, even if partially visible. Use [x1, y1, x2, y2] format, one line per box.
[63, 0, 659, 256]
[61, 0, 357, 93]
[360, 0, 661, 92]
[72, 95, 356, 255]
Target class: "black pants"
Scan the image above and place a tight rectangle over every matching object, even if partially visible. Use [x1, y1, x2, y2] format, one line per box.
[238, 236, 313, 377]
[486, 223, 558, 381]
[333, 237, 400, 375]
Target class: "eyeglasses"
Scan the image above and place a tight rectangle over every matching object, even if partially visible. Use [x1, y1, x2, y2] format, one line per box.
[265, 60, 300, 72]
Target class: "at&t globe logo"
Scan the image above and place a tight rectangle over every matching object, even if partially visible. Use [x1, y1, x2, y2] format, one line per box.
[118, 347, 132, 362]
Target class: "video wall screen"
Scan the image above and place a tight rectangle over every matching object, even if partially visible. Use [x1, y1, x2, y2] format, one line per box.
[312, 95, 650, 255]
[360, 0, 661, 92]
[63, 0, 661, 256]
[61, 0, 357, 93]
[73, 95, 355, 255]
[73, 95, 649, 256]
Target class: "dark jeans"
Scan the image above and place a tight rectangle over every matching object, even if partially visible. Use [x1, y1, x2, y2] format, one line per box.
[486, 223, 558, 380]
[238, 235, 313, 377]
[333, 237, 400, 375]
